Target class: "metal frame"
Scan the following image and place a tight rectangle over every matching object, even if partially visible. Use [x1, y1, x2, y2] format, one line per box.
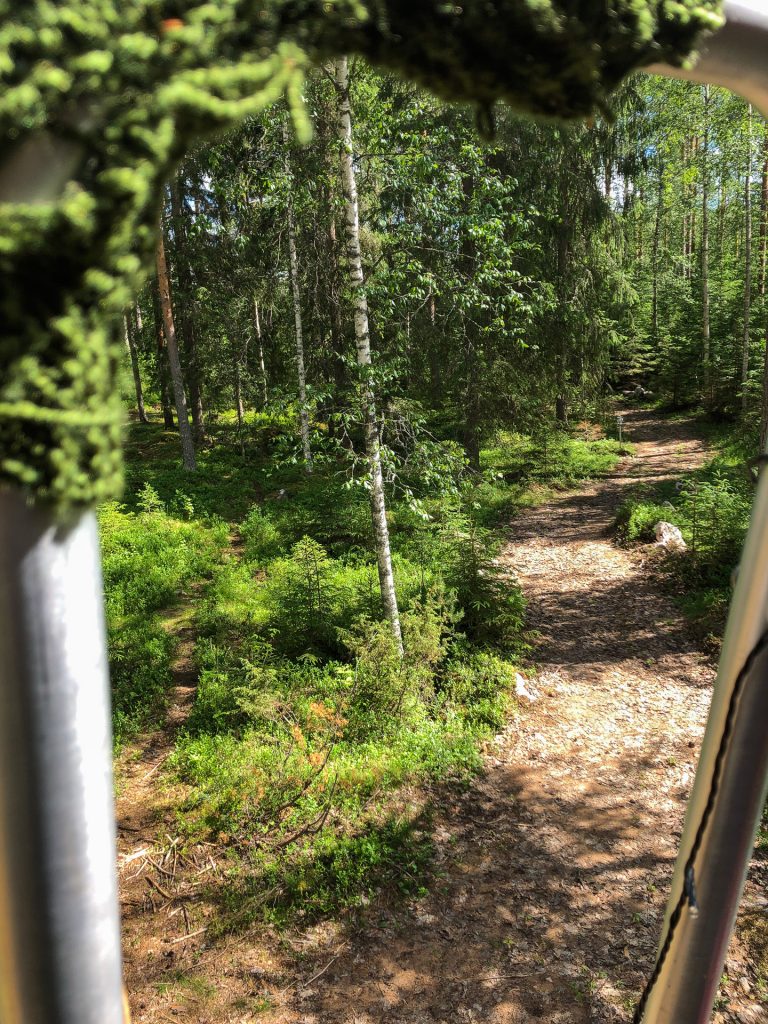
[0, 493, 124, 1024]
[637, 3, 768, 1019]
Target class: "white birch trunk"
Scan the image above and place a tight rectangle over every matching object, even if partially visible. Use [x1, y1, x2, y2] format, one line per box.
[253, 297, 268, 407]
[333, 55, 402, 654]
[283, 129, 313, 473]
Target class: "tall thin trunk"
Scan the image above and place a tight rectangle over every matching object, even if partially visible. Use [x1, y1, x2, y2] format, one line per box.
[253, 298, 268, 407]
[760, 121, 768, 297]
[170, 178, 206, 443]
[701, 87, 711, 403]
[460, 174, 482, 465]
[234, 360, 244, 425]
[123, 311, 148, 423]
[761, 328, 768, 452]
[151, 279, 175, 428]
[427, 292, 442, 402]
[327, 213, 347, 431]
[742, 105, 753, 412]
[555, 164, 570, 423]
[155, 226, 196, 471]
[717, 165, 726, 289]
[652, 165, 664, 346]
[334, 55, 402, 654]
[283, 129, 313, 473]
[682, 139, 690, 277]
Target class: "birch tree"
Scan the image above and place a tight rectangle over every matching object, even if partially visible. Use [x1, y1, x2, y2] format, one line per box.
[253, 297, 269, 408]
[333, 55, 402, 653]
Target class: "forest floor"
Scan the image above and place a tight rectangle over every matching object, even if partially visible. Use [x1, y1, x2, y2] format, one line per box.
[118, 408, 768, 1024]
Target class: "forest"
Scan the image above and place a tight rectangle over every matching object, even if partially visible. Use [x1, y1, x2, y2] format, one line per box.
[107, 66, 768, 1021]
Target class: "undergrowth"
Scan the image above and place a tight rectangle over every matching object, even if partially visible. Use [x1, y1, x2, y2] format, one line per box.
[615, 423, 753, 641]
[109, 414, 626, 923]
[100, 484, 227, 742]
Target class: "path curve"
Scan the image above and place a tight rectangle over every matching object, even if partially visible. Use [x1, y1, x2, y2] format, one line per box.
[290, 410, 761, 1024]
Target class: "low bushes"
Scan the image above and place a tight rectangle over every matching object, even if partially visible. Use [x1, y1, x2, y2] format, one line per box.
[616, 457, 752, 638]
[169, 521, 524, 923]
[99, 486, 227, 742]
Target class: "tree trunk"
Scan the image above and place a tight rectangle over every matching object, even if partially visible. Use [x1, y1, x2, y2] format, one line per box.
[151, 279, 175, 428]
[123, 311, 148, 423]
[555, 164, 570, 424]
[427, 292, 442, 402]
[742, 105, 753, 412]
[760, 326, 768, 453]
[170, 178, 206, 443]
[652, 165, 664, 346]
[155, 226, 196, 471]
[463, 333, 481, 469]
[701, 87, 711, 403]
[234, 359, 244, 425]
[760, 120, 768, 298]
[334, 54, 402, 654]
[327, 214, 348, 432]
[682, 139, 690, 277]
[253, 298, 268, 407]
[283, 127, 313, 473]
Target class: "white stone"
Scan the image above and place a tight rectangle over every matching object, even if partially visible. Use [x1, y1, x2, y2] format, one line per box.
[653, 521, 687, 552]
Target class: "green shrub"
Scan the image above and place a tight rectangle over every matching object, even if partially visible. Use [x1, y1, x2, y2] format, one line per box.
[616, 457, 752, 636]
[110, 619, 174, 743]
[437, 512, 527, 651]
[187, 637, 281, 736]
[99, 494, 226, 741]
[482, 428, 628, 486]
[209, 817, 433, 931]
[616, 498, 673, 542]
[240, 506, 283, 564]
[99, 495, 227, 620]
[439, 651, 515, 732]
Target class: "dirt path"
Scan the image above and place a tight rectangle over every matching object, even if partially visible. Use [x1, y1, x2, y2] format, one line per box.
[271, 409, 761, 1024]
[121, 410, 766, 1024]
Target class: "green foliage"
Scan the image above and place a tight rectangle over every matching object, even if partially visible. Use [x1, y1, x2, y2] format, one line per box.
[240, 506, 282, 564]
[110, 619, 175, 743]
[99, 491, 226, 741]
[168, 501, 520, 920]
[439, 512, 527, 650]
[617, 446, 752, 636]
[439, 651, 518, 733]
[209, 816, 433, 930]
[483, 429, 630, 487]
[99, 489, 227, 620]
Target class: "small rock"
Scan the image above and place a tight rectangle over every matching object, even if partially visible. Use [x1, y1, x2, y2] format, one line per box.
[654, 521, 687, 552]
[515, 673, 537, 702]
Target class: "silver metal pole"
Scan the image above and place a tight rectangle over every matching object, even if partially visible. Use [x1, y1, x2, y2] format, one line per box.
[0, 491, 124, 1024]
[636, 9, 768, 1018]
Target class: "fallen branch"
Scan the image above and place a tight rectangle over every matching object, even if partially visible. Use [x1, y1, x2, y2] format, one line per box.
[170, 927, 207, 944]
